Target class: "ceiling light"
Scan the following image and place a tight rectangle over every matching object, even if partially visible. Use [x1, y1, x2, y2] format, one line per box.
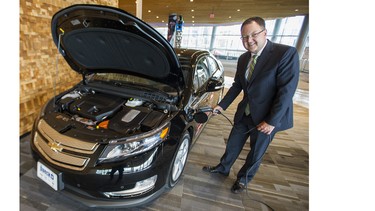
[148, 10, 151, 13]
[295, 9, 299, 12]
[191, 9, 194, 12]
[192, 16, 194, 18]
[156, 16, 159, 18]
[190, 0, 194, 2]
[192, 20, 195, 23]
[229, 16, 231, 18]
[237, 9, 240, 12]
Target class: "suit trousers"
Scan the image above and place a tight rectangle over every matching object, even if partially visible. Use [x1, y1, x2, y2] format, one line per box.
[217, 114, 275, 184]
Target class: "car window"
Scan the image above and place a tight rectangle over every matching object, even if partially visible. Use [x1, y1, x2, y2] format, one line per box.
[194, 57, 210, 91]
[193, 71, 199, 91]
[206, 56, 222, 79]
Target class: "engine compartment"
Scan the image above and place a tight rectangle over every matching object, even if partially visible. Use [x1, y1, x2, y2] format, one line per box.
[49, 87, 168, 136]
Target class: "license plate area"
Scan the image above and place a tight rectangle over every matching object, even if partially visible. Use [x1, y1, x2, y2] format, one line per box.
[37, 161, 64, 191]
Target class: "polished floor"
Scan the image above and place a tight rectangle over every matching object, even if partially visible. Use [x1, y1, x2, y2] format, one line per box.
[20, 60, 309, 210]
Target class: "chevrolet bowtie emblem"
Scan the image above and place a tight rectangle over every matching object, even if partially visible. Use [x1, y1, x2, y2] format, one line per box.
[48, 141, 63, 152]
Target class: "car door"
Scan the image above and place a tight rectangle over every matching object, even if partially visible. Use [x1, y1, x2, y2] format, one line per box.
[190, 55, 224, 136]
[191, 56, 211, 109]
[206, 56, 224, 105]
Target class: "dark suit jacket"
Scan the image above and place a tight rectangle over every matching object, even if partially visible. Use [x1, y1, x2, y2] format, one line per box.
[218, 40, 300, 131]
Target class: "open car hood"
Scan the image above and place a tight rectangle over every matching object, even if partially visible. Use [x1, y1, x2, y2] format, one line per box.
[51, 4, 184, 90]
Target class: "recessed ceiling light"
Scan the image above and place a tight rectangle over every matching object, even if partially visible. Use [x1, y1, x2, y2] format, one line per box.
[295, 9, 299, 12]
[190, 0, 194, 2]
[162, 20, 165, 22]
[148, 10, 151, 13]
[192, 16, 194, 18]
[156, 16, 159, 18]
[229, 16, 231, 18]
[191, 9, 194, 12]
[237, 9, 240, 12]
[192, 20, 195, 23]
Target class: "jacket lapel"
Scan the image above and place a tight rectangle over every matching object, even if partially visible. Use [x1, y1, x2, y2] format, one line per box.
[248, 40, 273, 85]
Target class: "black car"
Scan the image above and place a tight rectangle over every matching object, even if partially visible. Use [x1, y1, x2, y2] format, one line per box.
[30, 4, 224, 208]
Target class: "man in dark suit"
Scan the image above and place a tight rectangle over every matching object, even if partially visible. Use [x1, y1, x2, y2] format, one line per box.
[203, 17, 300, 193]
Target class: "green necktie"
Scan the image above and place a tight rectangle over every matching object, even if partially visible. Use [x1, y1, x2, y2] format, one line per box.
[245, 55, 258, 115]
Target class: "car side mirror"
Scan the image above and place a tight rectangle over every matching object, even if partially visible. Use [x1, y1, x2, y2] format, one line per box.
[206, 78, 224, 92]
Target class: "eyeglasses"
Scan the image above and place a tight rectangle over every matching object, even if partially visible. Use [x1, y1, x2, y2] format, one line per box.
[240, 29, 265, 40]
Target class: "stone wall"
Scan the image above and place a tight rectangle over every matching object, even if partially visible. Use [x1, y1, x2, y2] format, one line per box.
[19, 0, 118, 136]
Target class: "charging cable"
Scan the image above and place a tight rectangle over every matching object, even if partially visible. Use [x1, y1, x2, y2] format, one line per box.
[213, 108, 256, 135]
[243, 135, 274, 211]
[213, 109, 234, 127]
[211, 108, 274, 211]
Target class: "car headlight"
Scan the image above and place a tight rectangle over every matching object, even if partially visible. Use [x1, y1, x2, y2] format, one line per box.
[98, 123, 170, 163]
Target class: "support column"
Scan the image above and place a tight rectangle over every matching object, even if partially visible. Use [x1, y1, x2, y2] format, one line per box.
[175, 15, 184, 48]
[136, 0, 142, 19]
[167, 14, 177, 47]
[271, 18, 282, 42]
[296, 15, 309, 60]
[209, 26, 217, 52]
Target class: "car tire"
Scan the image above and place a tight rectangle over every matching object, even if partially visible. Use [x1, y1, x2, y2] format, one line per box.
[166, 131, 191, 188]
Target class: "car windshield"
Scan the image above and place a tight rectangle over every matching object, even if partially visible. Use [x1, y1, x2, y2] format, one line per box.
[88, 73, 177, 94]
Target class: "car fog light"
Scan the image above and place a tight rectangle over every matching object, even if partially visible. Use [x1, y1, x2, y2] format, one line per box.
[103, 175, 157, 198]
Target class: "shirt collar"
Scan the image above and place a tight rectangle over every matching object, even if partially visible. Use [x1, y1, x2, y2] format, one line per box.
[253, 39, 267, 57]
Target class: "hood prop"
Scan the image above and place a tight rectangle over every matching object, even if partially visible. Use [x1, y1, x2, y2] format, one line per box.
[54, 28, 65, 107]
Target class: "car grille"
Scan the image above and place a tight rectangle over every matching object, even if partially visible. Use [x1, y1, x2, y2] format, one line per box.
[33, 119, 99, 171]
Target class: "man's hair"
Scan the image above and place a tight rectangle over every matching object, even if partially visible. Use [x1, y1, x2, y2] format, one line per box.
[241, 17, 266, 30]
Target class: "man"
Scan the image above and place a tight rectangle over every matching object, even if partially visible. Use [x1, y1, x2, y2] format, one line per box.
[202, 17, 300, 194]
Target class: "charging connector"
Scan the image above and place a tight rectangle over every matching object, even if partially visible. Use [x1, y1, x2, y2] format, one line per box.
[213, 109, 221, 114]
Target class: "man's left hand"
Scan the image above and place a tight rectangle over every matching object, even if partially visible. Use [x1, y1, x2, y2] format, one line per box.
[257, 121, 275, 135]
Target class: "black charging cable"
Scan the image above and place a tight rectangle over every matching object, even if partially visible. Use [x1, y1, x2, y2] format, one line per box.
[211, 108, 275, 211]
[243, 135, 274, 211]
[213, 109, 234, 127]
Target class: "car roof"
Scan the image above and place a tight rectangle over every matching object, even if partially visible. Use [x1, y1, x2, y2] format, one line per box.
[174, 49, 211, 66]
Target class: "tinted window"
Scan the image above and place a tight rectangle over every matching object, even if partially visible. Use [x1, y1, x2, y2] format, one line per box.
[194, 57, 210, 90]
[206, 56, 221, 78]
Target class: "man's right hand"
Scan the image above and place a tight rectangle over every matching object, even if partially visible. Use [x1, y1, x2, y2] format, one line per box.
[213, 105, 224, 115]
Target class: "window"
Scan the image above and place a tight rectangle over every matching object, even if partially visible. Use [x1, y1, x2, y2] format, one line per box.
[181, 26, 213, 50]
[153, 15, 308, 62]
[193, 57, 210, 91]
[206, 56, 221, 78]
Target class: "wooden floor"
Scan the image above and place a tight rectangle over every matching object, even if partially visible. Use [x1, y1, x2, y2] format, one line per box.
[20, 61, 309, 211]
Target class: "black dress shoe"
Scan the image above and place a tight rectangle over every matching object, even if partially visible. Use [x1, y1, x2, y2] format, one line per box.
[231, 180, 245, 194]
[202, 165, 229, 176]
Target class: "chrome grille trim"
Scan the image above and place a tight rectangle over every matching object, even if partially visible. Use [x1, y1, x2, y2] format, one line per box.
[34, 133, 89, 171]
[34, 119, 101, 171]
[37, 119, 99, 154]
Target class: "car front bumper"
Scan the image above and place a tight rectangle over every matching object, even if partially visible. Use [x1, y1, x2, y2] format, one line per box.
[30, 133, 178, 208]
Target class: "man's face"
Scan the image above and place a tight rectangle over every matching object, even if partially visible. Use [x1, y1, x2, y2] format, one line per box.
[241, 22, 267, 54]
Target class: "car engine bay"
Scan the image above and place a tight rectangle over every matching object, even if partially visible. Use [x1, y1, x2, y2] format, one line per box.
[43, 86, 171, 139]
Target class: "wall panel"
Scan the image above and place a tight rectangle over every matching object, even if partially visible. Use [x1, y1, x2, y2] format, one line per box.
[20, 0, 119, 135]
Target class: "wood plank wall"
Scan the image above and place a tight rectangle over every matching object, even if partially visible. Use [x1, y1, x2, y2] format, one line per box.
[19, 0, 119, 136]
